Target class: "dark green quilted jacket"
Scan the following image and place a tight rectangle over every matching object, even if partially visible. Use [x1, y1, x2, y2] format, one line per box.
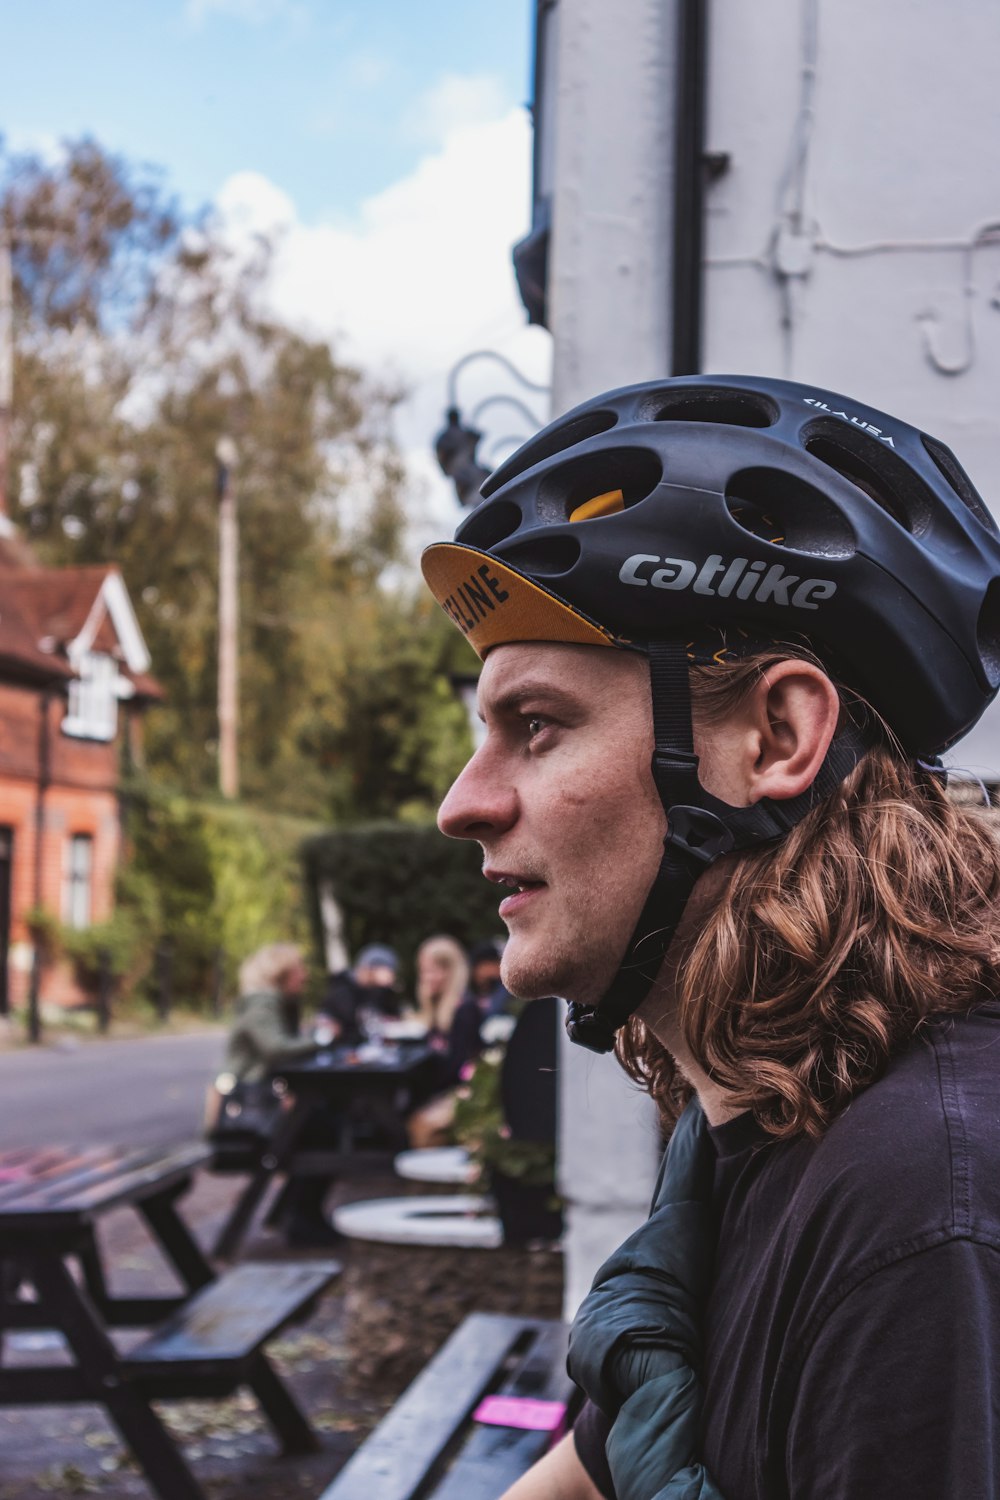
[568, 1100, 726, 1500]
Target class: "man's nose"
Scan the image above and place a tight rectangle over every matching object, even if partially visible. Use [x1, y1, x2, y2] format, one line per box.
[438, 746, 517, 841]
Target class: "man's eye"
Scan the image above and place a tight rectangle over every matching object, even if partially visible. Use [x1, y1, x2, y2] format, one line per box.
[526, 716, 546, 740]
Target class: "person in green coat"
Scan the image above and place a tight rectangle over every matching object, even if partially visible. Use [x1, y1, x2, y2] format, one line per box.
[223, 942, 318, 1084]
[222, 942, 340, 1248]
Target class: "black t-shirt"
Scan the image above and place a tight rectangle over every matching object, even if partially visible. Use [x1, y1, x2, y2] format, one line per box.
[574, 1002, 1000, 1499]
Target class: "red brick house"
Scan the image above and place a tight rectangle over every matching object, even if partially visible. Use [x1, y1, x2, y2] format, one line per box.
[0, 527, 160, 1013]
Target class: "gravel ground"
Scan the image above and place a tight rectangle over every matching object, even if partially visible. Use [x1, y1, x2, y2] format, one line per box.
[0, 1168, 564, 1500]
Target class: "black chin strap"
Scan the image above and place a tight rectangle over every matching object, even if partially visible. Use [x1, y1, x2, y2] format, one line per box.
[565, 638, 869, 1053]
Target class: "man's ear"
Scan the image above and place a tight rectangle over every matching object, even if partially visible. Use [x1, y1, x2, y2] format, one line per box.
[747, 661, 840, 804]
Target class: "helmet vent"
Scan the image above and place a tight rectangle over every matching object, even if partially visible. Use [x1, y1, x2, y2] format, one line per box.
[480, 410, 618, 498]
[921, 435, 997, 535]
[725, 468, 856, 559]
[536, 447, 662, 523]
[642, 388, 777, 428]
[458, 498, 523, 550]
[976, 578, 1000, 689]
[804, 422, 931, 536]
[502, 534, 582, 578]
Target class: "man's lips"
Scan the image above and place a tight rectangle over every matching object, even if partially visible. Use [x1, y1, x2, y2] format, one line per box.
[484, 866, 546, 919]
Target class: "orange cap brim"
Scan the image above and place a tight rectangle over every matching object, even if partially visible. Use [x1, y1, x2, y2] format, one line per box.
[421, 543, 622, 659]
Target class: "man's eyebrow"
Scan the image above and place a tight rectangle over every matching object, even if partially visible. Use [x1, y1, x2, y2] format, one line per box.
[483, 679, 583, 718]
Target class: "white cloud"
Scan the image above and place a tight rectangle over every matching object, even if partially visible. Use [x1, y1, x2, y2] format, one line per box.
[259, 107, 535, 373]
[402, 73, 511, 148]
[3, 129, 64, 165]
[215, 172, 296, 236]
[214, 98, 552, 547]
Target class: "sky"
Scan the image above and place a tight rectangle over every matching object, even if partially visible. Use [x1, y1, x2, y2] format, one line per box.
[1, 0, 553, 542]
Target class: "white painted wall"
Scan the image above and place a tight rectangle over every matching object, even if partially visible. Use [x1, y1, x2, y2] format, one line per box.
[548, 0, 676, 409]
[700, 0, 1000, 769]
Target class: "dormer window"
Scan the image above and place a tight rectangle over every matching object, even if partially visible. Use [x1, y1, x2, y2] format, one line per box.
[63, 651, 119, 741]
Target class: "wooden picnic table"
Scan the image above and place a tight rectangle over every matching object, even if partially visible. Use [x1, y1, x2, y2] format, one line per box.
[213, 1040, 438, 1260]
[0, 1141, 339, 1500]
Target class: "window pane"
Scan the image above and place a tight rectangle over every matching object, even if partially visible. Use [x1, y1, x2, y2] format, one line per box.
[63, 834, 93, 929]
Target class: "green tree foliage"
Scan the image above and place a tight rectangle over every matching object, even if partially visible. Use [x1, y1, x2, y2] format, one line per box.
[2, 136, 474, 818]
[293, 589, 477, 823]
[2, 136, 177, 333]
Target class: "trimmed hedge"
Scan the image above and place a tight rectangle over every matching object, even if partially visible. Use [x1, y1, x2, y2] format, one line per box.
[301, 821, 504, 984]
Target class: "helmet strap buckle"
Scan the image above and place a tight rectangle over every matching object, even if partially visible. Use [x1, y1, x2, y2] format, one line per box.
[665, 805, 735, 867]
[565, 1001, 620, 1054]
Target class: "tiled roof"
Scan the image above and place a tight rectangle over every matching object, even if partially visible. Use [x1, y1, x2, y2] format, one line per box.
[0, 564, 105, 681]
[14, 565, 115, 641]
[0, 560, 161, 696]
[0, 575, 75, 683]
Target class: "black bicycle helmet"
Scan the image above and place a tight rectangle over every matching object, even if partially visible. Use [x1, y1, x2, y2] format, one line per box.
[422, 375, 1000, 1051]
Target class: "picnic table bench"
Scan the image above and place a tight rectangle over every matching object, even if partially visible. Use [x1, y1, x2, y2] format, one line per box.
[320, 1312, 579, 1500]
[0, 1142, 340, 1500]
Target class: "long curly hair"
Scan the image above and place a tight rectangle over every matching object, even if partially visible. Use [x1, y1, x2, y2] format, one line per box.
[616, 650, 1000, 1140]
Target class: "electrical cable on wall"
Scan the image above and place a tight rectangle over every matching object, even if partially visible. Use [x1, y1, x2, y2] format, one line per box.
[705, 0, 1000, 380]
[768, 0, 820, 376]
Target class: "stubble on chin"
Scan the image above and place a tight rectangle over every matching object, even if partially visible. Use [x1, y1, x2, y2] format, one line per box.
[500, 933, 617, 1007]
[499, 943, 552, 1002]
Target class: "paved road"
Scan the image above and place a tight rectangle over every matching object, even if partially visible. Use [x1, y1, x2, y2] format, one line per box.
[0, 1029, 227, 1148]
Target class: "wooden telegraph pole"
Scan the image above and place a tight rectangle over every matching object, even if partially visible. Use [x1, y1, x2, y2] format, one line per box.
[215, 437, 239, 799]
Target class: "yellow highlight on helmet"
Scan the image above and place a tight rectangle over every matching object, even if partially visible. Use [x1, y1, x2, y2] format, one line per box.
[569, 488, 624, 523]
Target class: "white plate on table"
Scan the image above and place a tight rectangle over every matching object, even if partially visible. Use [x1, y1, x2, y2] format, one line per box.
[381, 1018, 429, 1041]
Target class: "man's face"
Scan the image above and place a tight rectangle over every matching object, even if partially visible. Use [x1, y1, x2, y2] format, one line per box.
[437, 642, 666, 1006]
[282, 959, 308, 997]
[357, 963, 396, 990]
[417, 953, 449, 995]
[471, 957, 502, 994]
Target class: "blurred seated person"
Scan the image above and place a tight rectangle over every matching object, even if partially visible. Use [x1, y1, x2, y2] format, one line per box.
[222, 942, 340, 1249]
[223, 942, 318, 1082]
[448, 938, 512, 1075]
[468, 937, 509, 1004]
[415, 934, 469, 1062]
[408, 935, 477, 1147]
[319, 943, 404, 1045]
